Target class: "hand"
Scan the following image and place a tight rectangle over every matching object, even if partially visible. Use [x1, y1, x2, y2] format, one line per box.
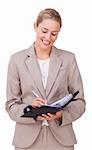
[31, 98, 47, 108]
[37, 110, 62, 121]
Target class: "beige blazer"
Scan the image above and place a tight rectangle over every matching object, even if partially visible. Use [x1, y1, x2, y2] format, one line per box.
[5, 43, 85, 148]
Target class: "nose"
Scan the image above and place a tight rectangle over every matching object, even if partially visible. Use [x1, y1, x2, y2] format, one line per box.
[45, 33, 51, 41]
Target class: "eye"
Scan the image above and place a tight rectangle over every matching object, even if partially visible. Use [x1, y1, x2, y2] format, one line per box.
[51, 32, 58, 36]
[51, 33, 57, 36]
[42, 30, 47, 33]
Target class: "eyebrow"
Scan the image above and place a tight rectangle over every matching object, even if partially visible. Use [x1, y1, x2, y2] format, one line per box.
[42, 27, 59, 33]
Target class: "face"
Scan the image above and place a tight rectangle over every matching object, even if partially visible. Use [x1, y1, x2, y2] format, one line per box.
[34, 19, 60, 51]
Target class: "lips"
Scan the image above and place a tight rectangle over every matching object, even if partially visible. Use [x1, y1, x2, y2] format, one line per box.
[42, 39, 51, 45]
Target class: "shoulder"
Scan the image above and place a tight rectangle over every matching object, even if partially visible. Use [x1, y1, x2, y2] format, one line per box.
[54, 46, 75, 60]
[10, 48, 28, 61]
[9, 44, 33, 64]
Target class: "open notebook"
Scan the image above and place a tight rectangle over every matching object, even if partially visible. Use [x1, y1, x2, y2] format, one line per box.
[21, 91, 79, 121]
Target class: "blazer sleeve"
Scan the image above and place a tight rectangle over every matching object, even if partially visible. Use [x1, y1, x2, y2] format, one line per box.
[61, 54, 86, 126]
[5, 56, 36, 124]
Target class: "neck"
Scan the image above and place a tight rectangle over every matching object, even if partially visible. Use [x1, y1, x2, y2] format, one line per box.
[34, 43, 51, 60]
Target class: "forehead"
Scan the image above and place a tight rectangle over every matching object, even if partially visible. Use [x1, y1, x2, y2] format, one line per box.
[38, 19, 60, 31]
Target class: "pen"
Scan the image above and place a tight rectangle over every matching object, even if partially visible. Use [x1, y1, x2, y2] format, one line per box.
[32, 90, 49, 126]
[32, 90, 39, 98]
[32, 90, 47, 105]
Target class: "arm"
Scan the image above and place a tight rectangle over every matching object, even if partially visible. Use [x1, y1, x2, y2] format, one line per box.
[61, 54, 86, 126]
[5, 56, 36, 124]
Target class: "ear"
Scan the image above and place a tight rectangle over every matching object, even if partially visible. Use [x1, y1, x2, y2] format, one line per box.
[34, 22, 37, 31]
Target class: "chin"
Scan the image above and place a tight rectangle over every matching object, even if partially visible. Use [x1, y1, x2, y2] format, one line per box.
[42, 46, 51, 51]
[41, 43, 52, 50]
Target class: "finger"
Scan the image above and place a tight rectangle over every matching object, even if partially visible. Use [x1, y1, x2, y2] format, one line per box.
[47, 113, 55, 117]
[32, 99, 46, 107]
[56, 111, 62, 117]
[36, 98, 47, 105]
[42, 114, 50, 119]
[47, 113, 58, 120]
[37, 98, 46, 102]
[37, 116, 46, 121]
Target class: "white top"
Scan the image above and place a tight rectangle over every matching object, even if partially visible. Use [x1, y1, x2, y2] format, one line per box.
[37, 58, 50, 126]
[38, 58, 50, 88]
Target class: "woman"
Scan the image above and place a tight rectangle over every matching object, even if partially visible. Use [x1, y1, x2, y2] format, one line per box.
[5, 8, 85, 150]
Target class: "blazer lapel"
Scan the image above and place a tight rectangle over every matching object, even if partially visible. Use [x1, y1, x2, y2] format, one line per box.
[46, 46, 63, 97]
[25, 44, 46, 99]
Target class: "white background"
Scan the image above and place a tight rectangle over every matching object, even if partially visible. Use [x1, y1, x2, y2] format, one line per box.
[0, 0, 91, 149]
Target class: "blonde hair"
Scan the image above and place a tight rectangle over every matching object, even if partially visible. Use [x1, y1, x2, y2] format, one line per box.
[35, 8, 62, 28]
